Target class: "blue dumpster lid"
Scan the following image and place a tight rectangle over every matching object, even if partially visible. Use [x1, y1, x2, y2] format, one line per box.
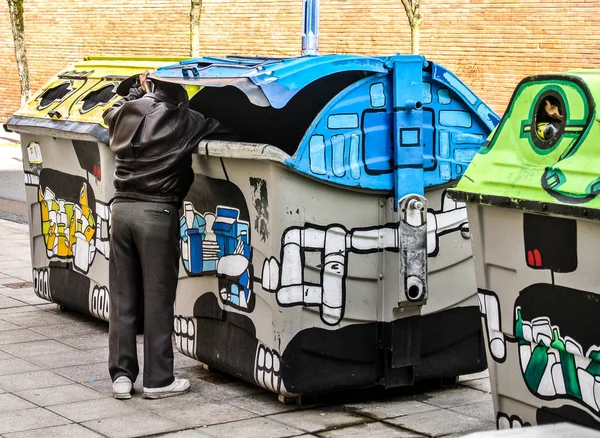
[149, 55, 389, 109]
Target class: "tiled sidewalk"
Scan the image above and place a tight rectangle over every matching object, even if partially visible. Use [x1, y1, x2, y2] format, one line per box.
[0, 219, 495, 438]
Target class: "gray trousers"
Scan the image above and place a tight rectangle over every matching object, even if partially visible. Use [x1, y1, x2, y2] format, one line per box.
[108, 200, 180, 388]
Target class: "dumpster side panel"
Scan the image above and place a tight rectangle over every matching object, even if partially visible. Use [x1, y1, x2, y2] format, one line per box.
[175, 154, 485, 395]
[468, 203, 600, 430]
[21, 133, 113, 321]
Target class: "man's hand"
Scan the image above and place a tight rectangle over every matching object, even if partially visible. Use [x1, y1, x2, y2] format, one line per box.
[140, 71, 149, 92]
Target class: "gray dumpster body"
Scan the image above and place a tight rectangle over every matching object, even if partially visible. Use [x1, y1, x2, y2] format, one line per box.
[154, 54, 499, 396]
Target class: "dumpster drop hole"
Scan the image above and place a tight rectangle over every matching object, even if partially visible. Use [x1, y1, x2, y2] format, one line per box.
[533, 91, 565, 148]
[190, 71, 373, 156]
[39, 82, 72, 108]
[81, 85, 117, 111]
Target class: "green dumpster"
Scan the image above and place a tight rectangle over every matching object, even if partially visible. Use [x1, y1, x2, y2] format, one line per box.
[451, 70, 600, 430]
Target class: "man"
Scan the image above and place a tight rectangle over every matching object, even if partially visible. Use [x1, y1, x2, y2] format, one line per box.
[103, 71, 232, 399]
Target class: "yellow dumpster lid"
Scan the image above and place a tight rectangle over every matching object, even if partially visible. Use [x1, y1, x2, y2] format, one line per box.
[13, 56, 185, 125]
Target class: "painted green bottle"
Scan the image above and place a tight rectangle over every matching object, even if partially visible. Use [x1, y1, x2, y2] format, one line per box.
[587, 350, 600, 376]
[551, 328, 581, 399]
[515, 308, 527, 345]
[524, 343, 549, 392]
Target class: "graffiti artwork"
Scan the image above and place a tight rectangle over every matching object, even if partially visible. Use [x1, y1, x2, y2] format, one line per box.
[33, 169, 111, 275]
[497, 412, 531, 429]
[476, 212, 600, 425]
[261, 190, 467, 325]
[179, 176, 256, 312]
[32, 266, 110, 321]
[24, 144, 112, 322]
[179, 202, 252, 310]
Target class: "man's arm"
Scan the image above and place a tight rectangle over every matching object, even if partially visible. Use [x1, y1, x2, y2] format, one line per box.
[180, 108, 239, 154]
[102, 71, 148, 129]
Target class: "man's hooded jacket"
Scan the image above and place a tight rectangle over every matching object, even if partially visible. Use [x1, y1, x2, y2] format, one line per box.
[103, 83, 232, 206]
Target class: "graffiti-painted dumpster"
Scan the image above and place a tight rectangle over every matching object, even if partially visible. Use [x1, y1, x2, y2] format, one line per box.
[151, 54, 500, 398]
[450, 72, 600, 429]
[5, 56, 183, 321]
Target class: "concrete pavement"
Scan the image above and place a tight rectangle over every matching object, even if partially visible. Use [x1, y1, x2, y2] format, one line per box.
[0, 218, 496, 437]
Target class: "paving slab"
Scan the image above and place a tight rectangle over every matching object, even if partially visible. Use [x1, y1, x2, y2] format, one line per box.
[16, 383, 107, 407]
[25, 349, 104, 369]
[174, 352, 206, 370]
[0, 277, 29, 287]
[0, 339, 77, 358]
[136, 399, 257, 428]
[53, 362, 111, 383]
[422, 386, 493, 409]
[316, 421, 424, 437]
[81, 412, 183, 438]
[388, 408, 495, 437]
[58, 333, 109, 350]
[460, 378, 492, 393]
[0, 370, 73, 392]
[0, 261, 32, 270]
[48, 397, 145, 422]
[0, 312, 73, 328]
[6, 269, 35, 282]
[159, 431, 211, 438]
[0, 296, 29, 309]
[0, 358, 41, 376]
[4, 423, 105, 438]
[29, 322, 107, 339]
[0, 306, 45, 316]
[86, 346, 109, 359]
[201, 417, 306, 438]
[459, 371, 490, 383]
[0, 319, 24, 332]
[344, 395, 438, 420]
[449, 400, 496, 422]
[4, 293, 48, 306]
[0, 328, 47, 346]
[0, 393, 36, 413]
[228, 392, 306, 416]
[268, 406, 370, 433]
[0, 407, 71, 434]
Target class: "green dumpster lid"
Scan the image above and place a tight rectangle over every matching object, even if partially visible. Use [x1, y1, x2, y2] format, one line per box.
[451, 70, 600, 220]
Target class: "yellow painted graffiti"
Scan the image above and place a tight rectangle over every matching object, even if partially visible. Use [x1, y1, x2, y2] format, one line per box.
[39, 182, 96, 272]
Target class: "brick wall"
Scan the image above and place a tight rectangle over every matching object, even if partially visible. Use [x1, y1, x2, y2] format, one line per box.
[1, 0, 600, 121]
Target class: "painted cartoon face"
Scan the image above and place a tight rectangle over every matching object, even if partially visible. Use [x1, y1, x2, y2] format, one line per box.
[479, 212, 600, 424]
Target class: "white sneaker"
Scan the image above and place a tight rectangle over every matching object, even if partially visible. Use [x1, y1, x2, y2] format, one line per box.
[142, 378, 190, 399]
[113, 376, 133, 400]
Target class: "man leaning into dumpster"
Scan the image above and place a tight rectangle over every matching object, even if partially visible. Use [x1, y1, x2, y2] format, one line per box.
[102, 71, 234, 400]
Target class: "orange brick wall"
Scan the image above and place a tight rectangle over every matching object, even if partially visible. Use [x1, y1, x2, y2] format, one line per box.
[1, 0, 600, 121]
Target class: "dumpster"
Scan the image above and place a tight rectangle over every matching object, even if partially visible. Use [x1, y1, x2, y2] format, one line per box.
[151, 54, 500, 398]
[450, 71, 600, 429]
[5, 56, 185, 322]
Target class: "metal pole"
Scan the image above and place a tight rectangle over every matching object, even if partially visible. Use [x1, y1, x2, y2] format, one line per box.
[302, 0, 320, 55]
